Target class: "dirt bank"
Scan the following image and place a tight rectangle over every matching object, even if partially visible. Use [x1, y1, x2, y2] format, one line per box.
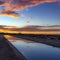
[12, 34, 60, 48]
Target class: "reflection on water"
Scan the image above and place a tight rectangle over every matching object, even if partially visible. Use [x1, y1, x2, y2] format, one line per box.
[5, 35, 60, 60]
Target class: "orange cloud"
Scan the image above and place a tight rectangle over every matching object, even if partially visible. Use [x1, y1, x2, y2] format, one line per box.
[0, 13, 19, 18]
[0, 0, 59, 18]
[0, 10, 19, 18]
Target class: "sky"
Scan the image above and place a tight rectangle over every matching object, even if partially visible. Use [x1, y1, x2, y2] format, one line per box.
[0, 0, 60, 27]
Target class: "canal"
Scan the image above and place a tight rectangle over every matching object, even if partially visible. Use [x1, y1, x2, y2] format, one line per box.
[4, 35, 60, 60]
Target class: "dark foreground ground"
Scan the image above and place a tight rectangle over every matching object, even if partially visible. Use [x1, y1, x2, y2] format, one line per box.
[12, 34, 60, 48]
[0, 34, 26, 60]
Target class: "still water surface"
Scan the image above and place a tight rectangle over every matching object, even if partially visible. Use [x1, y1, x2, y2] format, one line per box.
[5, 35, 60, 60]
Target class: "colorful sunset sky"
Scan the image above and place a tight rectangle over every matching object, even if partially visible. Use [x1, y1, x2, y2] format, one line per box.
[0, 0, 60, 27]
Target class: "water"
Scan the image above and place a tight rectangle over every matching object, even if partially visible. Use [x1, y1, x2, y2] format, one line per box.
[5, 35, 60, 60]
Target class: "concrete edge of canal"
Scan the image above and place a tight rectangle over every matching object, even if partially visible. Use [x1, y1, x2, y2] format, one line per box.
[2, 34, 27, 60]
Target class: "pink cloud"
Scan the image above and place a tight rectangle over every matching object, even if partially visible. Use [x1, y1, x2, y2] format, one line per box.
[0, 0, 59, 18]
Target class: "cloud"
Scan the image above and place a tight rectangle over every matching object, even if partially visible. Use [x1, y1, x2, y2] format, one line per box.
[0, 1, 4, 6]
[0, 10, 20, 18]
[0, 0, 59, 18]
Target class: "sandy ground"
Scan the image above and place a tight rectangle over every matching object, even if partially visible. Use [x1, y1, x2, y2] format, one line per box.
[0, 34, 26, 60]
